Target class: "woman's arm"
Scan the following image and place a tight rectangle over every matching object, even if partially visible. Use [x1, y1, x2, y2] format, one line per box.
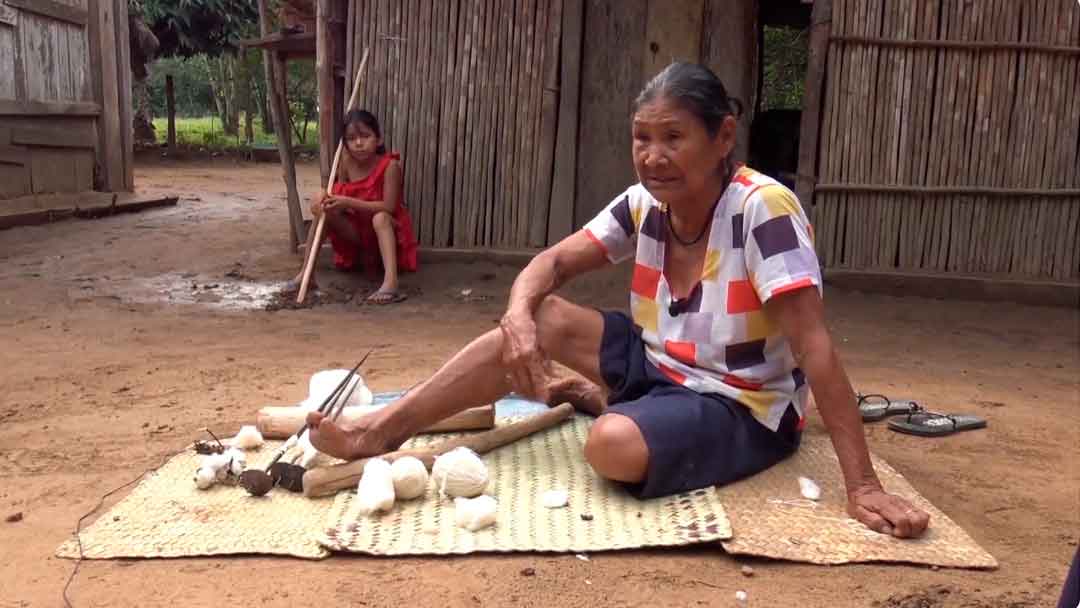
[500, 230, 612, 398]
[765, 287, 931, 539]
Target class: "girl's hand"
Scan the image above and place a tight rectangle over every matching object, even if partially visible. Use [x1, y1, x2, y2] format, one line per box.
[323, 196, 349, 212]
[310, 193, 331, 217]
[498, 309, 551, 402]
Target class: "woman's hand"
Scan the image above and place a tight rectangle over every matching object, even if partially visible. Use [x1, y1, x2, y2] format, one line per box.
[848, 484, 931, 538]
[498, 309, 551, 402]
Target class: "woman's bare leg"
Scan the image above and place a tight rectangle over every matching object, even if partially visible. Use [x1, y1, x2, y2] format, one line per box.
[308, 295, 608, 458]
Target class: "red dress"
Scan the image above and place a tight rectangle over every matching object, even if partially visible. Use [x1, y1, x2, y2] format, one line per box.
[328, 152, 419, 277]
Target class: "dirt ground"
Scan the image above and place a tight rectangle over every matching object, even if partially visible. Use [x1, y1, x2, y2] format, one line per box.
[0, 156, 1077, 608]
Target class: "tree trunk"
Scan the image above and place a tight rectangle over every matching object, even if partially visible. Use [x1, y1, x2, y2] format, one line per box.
[166, 75, 176, 152]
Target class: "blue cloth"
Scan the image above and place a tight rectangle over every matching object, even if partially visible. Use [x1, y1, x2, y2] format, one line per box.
[598, 311, 802, 499]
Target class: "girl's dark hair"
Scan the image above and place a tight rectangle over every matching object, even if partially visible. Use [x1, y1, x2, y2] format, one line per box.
[634, 62, 744, 137]
[343, 109, 386, 155]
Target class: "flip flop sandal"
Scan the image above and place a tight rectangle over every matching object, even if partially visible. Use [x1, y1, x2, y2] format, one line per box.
[857, 393, 922, 422]
[366, 290, 407, 305]
[887, 410, 987, 437]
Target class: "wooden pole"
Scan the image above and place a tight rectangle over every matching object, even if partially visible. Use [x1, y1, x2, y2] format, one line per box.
[316, 0, 334, 187]
[256, 0, 306, 250]
[794, 0, 832, 214]
[165, 74, 176, 153]
[296, 49, 371, 305]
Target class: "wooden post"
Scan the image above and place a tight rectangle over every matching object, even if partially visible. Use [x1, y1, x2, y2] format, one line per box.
[701, 0, 757, 162]
[795, 0, 832, 214]
[257, 0, 306, 250]
[114, 0, 134, 191]
[547, 0, 583, 245]
[89, 0, 123, 191]
[165, 74, 177, 153]
[316, 0, 334, 189]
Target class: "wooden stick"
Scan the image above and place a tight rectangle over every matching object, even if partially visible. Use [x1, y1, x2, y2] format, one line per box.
[302, 403, 575, 497]
[829, 35, 1080, 54]
[296, 48, 371, 305]
[256, 403, 496, 439]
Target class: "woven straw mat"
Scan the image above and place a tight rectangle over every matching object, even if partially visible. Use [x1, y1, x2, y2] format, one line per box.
[718, 433, 997, 569]
[320, 415, 733, 556]
[56, 441, 334, 560]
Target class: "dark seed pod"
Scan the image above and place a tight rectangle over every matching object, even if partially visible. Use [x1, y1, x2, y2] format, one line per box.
[239, 470, 273, 496]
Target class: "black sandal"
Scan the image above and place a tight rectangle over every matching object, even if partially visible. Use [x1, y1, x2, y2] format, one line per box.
[857, 393, 921, 422]
[887, 409, 987, 437]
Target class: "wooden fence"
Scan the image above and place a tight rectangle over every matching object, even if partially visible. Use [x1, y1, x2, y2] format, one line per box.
[809, 0, 1080, 281]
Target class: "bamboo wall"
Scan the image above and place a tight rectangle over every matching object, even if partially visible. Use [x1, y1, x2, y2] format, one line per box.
[345, 0, 561, 248]
[342, 0, 756, 249]
[812, 0, 1080, 281]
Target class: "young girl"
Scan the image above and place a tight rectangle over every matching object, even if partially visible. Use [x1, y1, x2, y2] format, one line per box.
[293, 110, 418, 304]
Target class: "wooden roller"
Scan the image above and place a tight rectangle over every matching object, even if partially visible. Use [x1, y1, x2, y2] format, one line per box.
[256, 404, 495, 439]
[302, 403, 575, 497]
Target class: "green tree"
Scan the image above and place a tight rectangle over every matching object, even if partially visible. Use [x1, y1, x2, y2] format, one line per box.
[133, 0, 259, 58]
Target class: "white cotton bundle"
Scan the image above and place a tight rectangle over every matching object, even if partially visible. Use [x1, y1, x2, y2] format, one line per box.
[231, 425, 264, 450]
[355, 458, 396, 516]
[798, 476, 821, 501]
[302, 369, 374, 410]
[225, 448, 246, 476]
[454, 495, 497, 531]
[391, 457, 429, 500]
[194, 467, 217, 490]
[431, 447, 489, 498]
[541, 489, 569, 509]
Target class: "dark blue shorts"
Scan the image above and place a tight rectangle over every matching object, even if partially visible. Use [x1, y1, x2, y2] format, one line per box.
[599, 311, 802, 499]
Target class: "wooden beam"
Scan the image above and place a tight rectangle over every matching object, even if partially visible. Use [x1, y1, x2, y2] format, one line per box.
[823, 268, 1079, 309]
[316, 0, 334, 188]
[0, 145, 27, 165]
[0, 100, 102, 117]
[794, 0, 831, 213]
[830, 35, 1080, 55]
[4, 0, 88, 27]
[813, 183, 1080, 197]
[239, 32, 317, 57]
[257, 0, 307, 250]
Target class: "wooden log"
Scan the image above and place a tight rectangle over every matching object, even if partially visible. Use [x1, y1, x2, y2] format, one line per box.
[302, 403, 574, 497]
[255, 404, 497, 439]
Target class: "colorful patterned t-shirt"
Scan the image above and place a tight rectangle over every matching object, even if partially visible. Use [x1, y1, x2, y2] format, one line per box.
[583, 166, 822, 431]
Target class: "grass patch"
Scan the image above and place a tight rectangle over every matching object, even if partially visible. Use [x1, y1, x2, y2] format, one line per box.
[151, 116, 319, 153]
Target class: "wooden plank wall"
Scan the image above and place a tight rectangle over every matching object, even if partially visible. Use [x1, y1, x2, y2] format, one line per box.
[0, 0, 127, 202]
[348, 0, 561, 248]
[814, 0, 1080, 281]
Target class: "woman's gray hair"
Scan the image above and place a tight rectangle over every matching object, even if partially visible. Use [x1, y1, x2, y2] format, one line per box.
[634, 62, 744, 137]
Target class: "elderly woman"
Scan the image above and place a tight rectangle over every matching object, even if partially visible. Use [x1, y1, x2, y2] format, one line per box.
[309, 63, 930, 538]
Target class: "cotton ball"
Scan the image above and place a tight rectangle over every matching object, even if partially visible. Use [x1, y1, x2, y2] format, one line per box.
[391, 457, 429, 500]
[431, 447, 489, 498]
[798, 476, 821, 501]
[194, 467, 216, 490]
[454, 495, 497, 531]
[231, 425, 264, 450]
[541, 489, 568, 509]
[304, 370, 373, 409]
[356, 458, 396, 516]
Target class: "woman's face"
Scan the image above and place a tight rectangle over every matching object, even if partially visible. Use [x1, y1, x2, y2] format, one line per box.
[344, 121, 382, 160]
[631, 96, 736, 208]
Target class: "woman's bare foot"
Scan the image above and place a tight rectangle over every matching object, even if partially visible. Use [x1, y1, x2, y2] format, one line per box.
[546, 374, 607, 416]
[305, 410, 401, 460]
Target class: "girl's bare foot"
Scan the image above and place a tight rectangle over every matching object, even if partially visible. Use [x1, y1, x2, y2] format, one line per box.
[546, 374, 607, 416]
